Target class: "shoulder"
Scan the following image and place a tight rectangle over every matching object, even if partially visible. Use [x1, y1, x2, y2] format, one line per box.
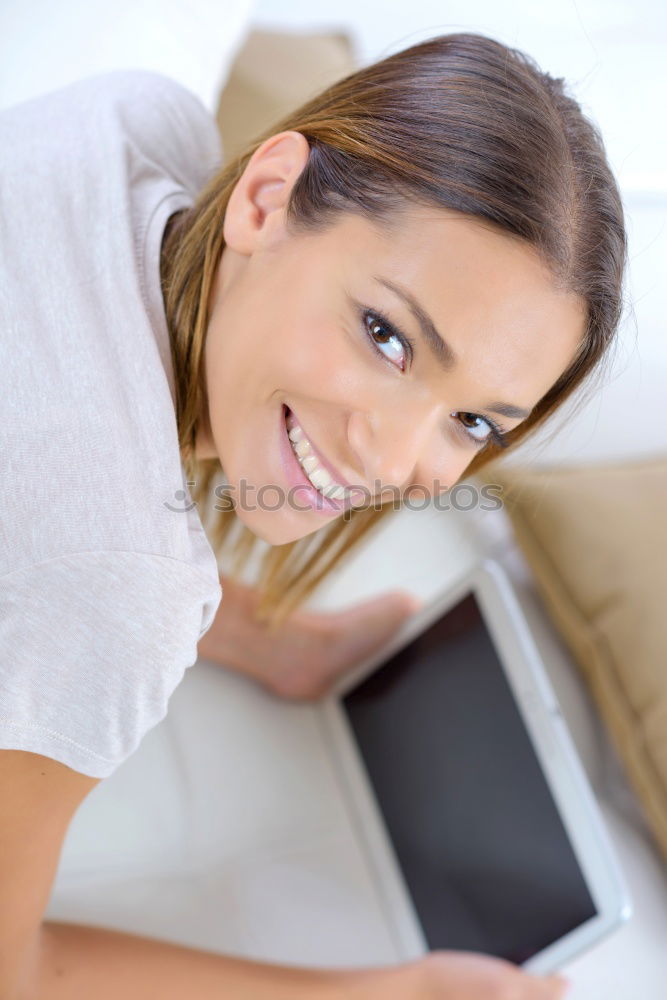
[94, 69, 225, 194]
[1, 69, 223, 195]
[3, 67, 212, 129]
[82, 69, 219, 140]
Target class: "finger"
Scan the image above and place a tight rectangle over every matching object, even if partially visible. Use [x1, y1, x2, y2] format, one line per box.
[336, 595, 416, 645]
[397, 590, 425, 614]
[527, 973, 571, 998]
[547, 975, 571, 997]
[336, 589, 422, 625]
[322, 592, 415, 663]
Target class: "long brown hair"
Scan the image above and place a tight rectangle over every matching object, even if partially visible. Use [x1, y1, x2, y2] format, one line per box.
[160, 31, 628, 629]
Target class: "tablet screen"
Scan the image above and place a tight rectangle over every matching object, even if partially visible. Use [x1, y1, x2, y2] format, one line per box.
[342, 590, 597, 964]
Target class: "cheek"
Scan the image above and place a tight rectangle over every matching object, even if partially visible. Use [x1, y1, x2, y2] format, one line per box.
[205, 295, 283, 398]
[278, 311, 366, 397]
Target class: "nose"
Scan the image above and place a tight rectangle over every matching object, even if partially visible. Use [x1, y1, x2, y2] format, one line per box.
[347, 402, 454, 498]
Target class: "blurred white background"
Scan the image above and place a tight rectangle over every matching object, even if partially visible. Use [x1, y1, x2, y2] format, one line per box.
[3, 0, 664, 191]
[253, 0, 667, 195]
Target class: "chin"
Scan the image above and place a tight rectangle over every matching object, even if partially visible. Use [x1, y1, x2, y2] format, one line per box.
[234, 507, 337, 547]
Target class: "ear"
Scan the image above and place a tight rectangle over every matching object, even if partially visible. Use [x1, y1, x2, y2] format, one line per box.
[222, 131, 311, 255]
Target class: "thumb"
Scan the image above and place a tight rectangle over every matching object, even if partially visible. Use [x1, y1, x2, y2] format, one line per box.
[339, 590, 423, 626]
[548, 975, 572, 997]
[330, 590, 423, 662]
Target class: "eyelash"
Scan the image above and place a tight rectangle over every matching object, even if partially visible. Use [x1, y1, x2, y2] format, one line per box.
[359, 307, 510, 450]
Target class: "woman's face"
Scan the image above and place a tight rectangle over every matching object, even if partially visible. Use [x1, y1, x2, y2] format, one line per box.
[197, 131, 586, 545]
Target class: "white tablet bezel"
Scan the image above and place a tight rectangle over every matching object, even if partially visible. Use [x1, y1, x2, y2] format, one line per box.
[318, 558, 632, 975]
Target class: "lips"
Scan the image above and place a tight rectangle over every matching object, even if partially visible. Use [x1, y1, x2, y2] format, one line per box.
[285, 405, 356, 492]
[280, 405, 347, 514]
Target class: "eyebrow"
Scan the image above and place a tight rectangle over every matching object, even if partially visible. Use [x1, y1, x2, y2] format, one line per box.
[372, 274, 533, 421]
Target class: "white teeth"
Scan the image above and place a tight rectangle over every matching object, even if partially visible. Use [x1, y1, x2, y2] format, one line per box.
[285, 411, 347, 500]
[309, 467, 333, 489]
[327, 486, 347, 500]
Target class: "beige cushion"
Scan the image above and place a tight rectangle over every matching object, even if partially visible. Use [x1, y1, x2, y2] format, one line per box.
[482, 455, 667, 865]
[216, 27, 357, 163]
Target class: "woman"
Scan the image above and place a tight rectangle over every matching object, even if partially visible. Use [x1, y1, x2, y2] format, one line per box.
[0, 30, 625, 999]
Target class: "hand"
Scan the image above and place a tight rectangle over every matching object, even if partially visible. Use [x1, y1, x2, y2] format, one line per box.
[197, 573, 423, 701]
[349, 952, 571, 1000]
[412, 952, 571, 999]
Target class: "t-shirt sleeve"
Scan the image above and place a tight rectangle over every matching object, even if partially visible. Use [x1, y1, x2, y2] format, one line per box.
[1, 67, 224, 209]
[0, 550, 222, 779]
[95, 67, 225, 194]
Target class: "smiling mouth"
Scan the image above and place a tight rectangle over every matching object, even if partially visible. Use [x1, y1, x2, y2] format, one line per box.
[284, 406, 350, 499]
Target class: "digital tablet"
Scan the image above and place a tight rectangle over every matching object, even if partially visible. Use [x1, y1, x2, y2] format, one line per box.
[319, 558, 632, 974]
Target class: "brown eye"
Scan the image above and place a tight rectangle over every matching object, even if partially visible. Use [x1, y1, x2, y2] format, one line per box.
[362, 309, 413, 372]
[452, 411, 496, 446]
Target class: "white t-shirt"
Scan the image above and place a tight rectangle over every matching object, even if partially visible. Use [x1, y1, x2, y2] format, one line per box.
[0, 70, 225, 778]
